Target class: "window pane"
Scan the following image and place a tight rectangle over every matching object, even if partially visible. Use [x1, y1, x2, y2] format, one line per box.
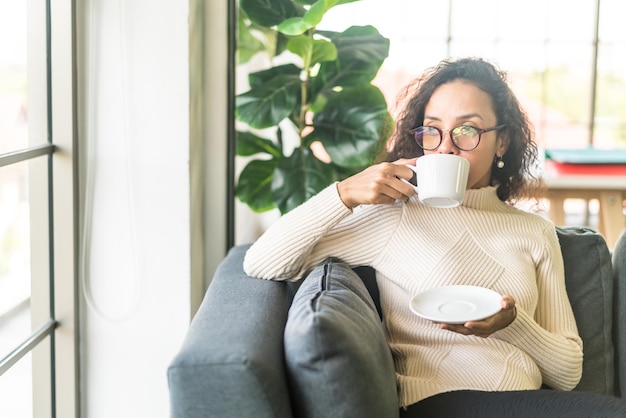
[240, 0, 620, 156]
[450, 41, 511, 61]
[391, 43, 449, 76]
[0, 352, 34, 418]
[599, 0, 626, 42]
[0, 1, 29, 154]
[545, 43, 593, 148]
[0, 160, 32, 357]
[395, 0, 450, 41]
[0, 157, 50, 359]
[499, 1, 549, 42]
[450, 0, 498, 40]
[547, 0, 596, 41]
[497, 41, 548, 73]
[595, 43, 626, 148]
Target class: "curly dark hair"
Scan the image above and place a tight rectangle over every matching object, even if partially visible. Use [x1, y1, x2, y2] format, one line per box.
[382, 57, 543, 203]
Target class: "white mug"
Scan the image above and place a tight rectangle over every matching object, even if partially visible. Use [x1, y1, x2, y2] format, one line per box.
[405, 154, 470, 208]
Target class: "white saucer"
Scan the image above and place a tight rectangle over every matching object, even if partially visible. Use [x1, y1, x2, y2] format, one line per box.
[409, 285, 502, 324]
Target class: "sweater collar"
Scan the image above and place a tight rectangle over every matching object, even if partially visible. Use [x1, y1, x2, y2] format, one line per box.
[461, 186, 504, 210]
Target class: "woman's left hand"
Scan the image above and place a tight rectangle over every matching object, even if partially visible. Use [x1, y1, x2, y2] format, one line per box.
[439, 295, 517, 338]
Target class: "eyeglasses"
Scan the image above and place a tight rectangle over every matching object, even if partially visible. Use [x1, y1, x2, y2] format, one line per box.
[409, 124, 505, 151]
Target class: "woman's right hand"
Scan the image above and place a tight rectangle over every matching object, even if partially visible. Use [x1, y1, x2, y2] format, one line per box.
[337, 158, 417, 209]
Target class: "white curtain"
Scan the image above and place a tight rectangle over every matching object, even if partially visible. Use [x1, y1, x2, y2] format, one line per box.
[78, 1, 190, 416]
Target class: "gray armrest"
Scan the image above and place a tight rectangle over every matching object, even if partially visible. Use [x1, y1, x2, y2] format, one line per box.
[168, 244, 294, 418]
[613, 228, 626, 397]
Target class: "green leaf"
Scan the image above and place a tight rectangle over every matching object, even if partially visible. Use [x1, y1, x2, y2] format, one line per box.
[285, 37, 336, 68]
[278, 17, 314, 36]
[277, 0, 354, 36]
[236, 74, 302, 129]
[240, 0, 301, 27]
[317, 60, 378, 90]
[236, 131, 283, 158]
[317, 25, 390, 88]
[301, 0, 327, 27]
[309, 91, 328, 113]
[312, 85, 392, 167]
[333, 25, 390, 63]
[236, 158, 279, 213]
[277, 0, 334, 35]
[287, 36, 313, 65]
[311, 39, 337, 63]
[248, 64, 301, 89]
[308, 0, 359, 21]
[237, 15, 266, 64]
[294, 0, 360, 8]
[271, 147, 338, 214]
[275, 31, 292, 57]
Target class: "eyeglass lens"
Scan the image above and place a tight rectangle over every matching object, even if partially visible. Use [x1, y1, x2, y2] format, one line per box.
[416, 126, 481, 151]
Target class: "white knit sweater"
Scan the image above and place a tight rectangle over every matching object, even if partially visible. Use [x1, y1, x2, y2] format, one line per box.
[243, 184, 583, 407]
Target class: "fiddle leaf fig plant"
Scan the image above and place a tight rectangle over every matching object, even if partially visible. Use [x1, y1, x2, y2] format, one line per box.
[236, 0, 392, 214]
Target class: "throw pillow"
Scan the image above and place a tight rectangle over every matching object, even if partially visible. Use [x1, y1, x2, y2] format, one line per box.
[556, 226, 614, 395]
[612, 227, 626, 397]
[284, 258, 399, 418]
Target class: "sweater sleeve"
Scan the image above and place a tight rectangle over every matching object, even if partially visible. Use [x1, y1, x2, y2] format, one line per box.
[243, 183, 403, 281]
[493, 225, 583, 391]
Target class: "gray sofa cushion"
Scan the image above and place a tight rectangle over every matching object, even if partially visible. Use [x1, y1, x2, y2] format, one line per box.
[284, 258, 399, 418]
[612, 228, 626, 397]
[556, 227, 614, 395]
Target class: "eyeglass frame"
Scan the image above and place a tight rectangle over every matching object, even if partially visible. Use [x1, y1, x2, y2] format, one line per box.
[409, 124, 506, 151]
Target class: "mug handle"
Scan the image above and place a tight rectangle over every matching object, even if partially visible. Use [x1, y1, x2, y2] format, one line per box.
[400, 164, 418, 189]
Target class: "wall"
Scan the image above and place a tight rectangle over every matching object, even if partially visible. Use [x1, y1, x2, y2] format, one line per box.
[194, 0, 230, 303]
[76, 1, 190, 416]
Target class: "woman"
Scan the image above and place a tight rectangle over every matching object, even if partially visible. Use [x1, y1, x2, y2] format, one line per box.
[243, 57, 626, 416]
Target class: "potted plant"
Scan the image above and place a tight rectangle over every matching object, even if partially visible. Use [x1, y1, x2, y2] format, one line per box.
[235, 0, 392, 214]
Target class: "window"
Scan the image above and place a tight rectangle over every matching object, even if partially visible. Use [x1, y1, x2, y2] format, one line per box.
[320, 0, 626, 150]
[0, 1, 78, 417]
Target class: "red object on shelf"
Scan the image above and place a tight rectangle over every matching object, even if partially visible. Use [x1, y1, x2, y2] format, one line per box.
[545, 160, 626, 176]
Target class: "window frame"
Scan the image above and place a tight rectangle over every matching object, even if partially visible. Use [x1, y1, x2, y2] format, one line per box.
[0, 0, 78, 417]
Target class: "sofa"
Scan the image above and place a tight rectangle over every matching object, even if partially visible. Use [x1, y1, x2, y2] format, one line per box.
[168, 226, 626, 418]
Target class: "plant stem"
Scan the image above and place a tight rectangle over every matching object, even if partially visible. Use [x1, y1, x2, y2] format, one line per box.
[297, 28, 315, 145]
[299, 78, 308, 138]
